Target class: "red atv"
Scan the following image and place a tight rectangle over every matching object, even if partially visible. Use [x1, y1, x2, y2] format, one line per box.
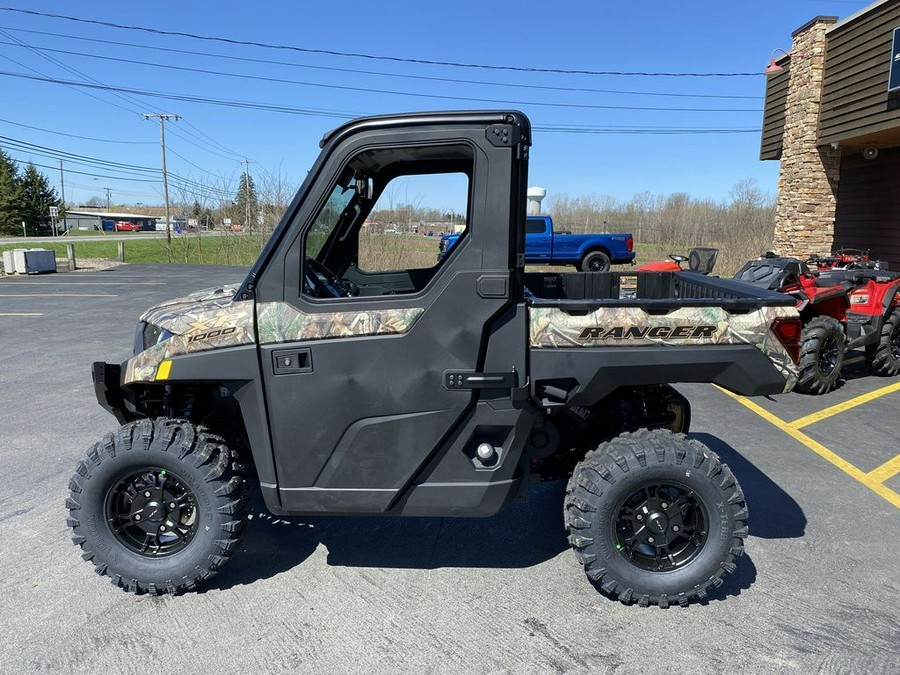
[805, 248, 889, 272]
[733, 253, 900, 394]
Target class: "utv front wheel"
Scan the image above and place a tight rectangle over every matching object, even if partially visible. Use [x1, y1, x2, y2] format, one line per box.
[67, 419, 247, 594]
[865, 308, 900, 376]
[564, 430, 748, 607]
[796, 316, 845, 394]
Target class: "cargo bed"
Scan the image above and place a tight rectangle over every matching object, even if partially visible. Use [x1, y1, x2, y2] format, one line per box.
[525, 271, 800, 403]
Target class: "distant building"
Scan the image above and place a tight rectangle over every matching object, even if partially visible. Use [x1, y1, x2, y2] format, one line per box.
[63, 210, 159, 231]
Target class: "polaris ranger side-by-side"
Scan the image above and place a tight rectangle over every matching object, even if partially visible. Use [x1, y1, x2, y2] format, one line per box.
[69, 111, 800, 606]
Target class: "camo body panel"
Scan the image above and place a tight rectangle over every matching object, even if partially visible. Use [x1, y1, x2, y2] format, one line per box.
[257, 302, 423, 344]
[529, 304, 799, 392]
[125, 290, 255, 383]
[125, 288, 424, 383]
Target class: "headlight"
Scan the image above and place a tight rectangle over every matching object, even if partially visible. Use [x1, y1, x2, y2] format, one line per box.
[135, 321, 175, 354]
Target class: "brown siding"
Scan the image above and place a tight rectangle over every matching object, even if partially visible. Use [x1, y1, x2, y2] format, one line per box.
[760, 61, 790, 160]
[833, 146, 900, 268]
[819, 0, 900, 144]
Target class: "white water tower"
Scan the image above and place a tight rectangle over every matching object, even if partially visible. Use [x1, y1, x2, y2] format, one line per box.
[527, 186, 546, 215]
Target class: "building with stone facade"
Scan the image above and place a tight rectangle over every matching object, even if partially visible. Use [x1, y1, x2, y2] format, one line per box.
[762, 1, 900, 268]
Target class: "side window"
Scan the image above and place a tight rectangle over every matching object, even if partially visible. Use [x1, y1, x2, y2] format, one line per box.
[525, 218, 545, 234]
[359, 172, 468, 274]
[300, 143, 473, 300]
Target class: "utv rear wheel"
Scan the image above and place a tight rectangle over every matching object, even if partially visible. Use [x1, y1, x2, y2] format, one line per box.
[67, 418, 247, 594]
[796, 316, 845, 395]
[581, 250, 611, 272]
[865, 308, 900, 376]
[564, 429, 748, 607]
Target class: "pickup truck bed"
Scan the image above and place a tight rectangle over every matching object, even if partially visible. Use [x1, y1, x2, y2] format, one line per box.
[525, 271, 799, 403]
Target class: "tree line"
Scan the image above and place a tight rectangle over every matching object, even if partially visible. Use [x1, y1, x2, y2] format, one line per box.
[0, 150, 63, 236]
[547, 178, 776, 273]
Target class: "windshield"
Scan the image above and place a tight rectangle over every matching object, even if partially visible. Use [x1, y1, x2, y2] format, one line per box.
[305, 182, 356, 261]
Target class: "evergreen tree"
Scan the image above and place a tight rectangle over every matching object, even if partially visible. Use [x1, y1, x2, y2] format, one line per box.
[20, 163, 61, 236]
[0, 150, 24, 236]
[233, 172, 258, 233]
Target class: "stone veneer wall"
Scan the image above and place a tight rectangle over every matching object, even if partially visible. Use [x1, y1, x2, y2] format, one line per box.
[773, 17, 841, 257]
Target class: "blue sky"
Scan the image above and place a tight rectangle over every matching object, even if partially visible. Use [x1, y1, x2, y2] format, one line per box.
[0, 0, 873, 211]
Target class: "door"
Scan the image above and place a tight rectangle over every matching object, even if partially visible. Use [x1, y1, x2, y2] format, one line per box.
[254, 123, 526, 514]
[525, 216, 552, 259]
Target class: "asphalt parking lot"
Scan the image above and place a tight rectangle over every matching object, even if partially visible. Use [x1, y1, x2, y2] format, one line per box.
[1, 265, 898, 674]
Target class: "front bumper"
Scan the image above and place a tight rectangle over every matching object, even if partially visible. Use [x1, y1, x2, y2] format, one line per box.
[92, 361, 137, 424]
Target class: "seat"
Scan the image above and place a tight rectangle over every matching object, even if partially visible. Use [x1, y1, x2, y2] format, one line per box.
[687, 247, 718, 274]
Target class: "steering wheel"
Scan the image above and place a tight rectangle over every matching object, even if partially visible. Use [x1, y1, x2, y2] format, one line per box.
[668, 254, 687, 264]
[304, 257, 357, 298]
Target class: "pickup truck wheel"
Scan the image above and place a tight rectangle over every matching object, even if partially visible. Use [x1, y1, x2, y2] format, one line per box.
[67, 418, 247, 594]
[865, 308, 900, 376]
[796, 316, 845, 394]
[564, 429, 747, 607]
[581, 250, 611, 272]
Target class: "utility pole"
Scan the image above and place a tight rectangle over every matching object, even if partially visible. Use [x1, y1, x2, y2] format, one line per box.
[104, 187, 112, 210]
[142, 113, 180, 243]
[243, 158, 251, 235]
[58, 159, 66, 208]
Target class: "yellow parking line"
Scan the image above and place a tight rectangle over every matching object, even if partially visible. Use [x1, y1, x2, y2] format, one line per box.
[788, 382, 900, 429]
[0, 293, 117, 297]
[868, 454, 900, 484]
[843, 355, 865, 366]
[717, 387, 900, 508]
[0, 312, 42, 316]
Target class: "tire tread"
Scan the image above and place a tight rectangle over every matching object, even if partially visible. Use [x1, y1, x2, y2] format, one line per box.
[66, 418, 247, 595]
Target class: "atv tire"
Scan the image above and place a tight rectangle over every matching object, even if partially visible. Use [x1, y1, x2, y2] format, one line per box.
[67, 418, 247, 594]
[564, 429, 748, 607]
[796, 316, 845, 395]
[581, 250, 611, 272]
[865, 308, 900, 376]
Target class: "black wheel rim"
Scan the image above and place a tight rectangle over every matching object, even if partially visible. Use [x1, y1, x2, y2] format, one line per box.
[588, 257, 606, 271]
[105, 468, 199, 557]
[818, 335, 840, 375]
[613, 482, 708, 572]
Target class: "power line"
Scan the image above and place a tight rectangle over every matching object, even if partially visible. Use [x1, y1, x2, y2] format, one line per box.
[0, 40, 763, 112]
[0, 28, 765, 101]
[179, 119, 244, 159]
[1, 151, 160, 182]
[0, 69, 363, 117]
[0, 135, 161, 174]
[0, 30, 251, 162]
[0, 69, 760, 114]
[0, 28, 145, 117]
[0, 7, 764, 77]
[534, 126, 758, 135]
[0, 134, 236, 198]
[0, 116, 154, 144]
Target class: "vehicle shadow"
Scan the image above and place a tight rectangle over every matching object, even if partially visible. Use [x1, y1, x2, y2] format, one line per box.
[692, 432, 807, 539]
[206, 480, 570, 592]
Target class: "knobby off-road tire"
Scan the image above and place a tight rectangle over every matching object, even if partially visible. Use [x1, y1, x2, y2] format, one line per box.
[67, 418, 247, 594]
[580, 250, 611, 272]
[796, 316, 846, 395]
[564, 429, 748, 608]
[865, 308, 900, 376]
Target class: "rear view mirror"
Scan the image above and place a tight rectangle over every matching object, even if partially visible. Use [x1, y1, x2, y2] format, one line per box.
[355, 176, 372, 200]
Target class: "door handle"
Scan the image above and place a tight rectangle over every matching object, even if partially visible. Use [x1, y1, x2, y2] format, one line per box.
[272, 348, 313, 374]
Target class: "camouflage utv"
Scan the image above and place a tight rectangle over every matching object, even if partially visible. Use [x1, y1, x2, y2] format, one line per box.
[70, 111, 800, 606]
